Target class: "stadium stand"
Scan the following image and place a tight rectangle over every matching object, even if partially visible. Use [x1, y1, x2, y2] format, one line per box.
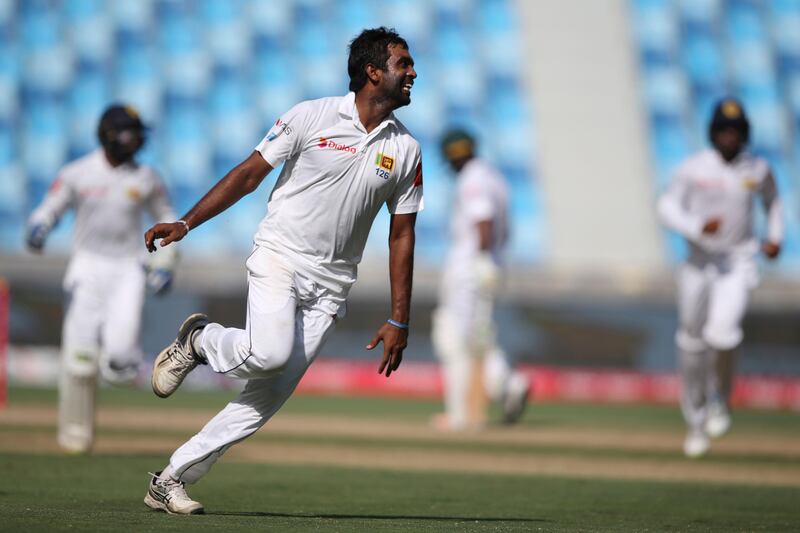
[1, 0, 542, 263]
[631, 0, 800, 265]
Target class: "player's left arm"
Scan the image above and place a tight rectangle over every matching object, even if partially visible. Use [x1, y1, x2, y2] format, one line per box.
[367, 212, 416, 378]
[761, 170, 783, 259]
[465, 177, 498, 289]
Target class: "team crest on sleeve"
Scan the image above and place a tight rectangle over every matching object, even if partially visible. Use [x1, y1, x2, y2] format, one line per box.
[742, 177, 759, 191]
[373, 152, 395, 180]
[375, 152, 395, 171]
[127, 187, 142, 201]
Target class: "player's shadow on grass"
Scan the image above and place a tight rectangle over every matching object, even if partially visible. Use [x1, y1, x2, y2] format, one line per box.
[207, 511, 548, 523]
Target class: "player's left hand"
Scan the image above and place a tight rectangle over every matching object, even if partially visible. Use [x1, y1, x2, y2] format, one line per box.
[762, 241, 781, 260]
[145, 221, 188, 252]
[366, 322, 408, 378]
[146, 268, 173, 296]
[26, 224, 49, 252]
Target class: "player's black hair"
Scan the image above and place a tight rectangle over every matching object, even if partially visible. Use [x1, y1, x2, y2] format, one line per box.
[348, 27, 408, 92]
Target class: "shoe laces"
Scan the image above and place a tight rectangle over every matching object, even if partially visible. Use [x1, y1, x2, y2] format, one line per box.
[149, 472, 192, 501]
[166, 342, 196, 370]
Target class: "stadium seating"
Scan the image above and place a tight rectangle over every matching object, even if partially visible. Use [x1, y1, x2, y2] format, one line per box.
[2, 0, 541, 263]
[632, 0, 800, 265]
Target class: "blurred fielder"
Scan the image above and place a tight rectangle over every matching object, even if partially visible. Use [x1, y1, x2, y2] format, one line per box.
[26, 104, 178, 454]
[657, 98, 783, 458]
[142, 27, 422, 514]
[432, 130, 530, 431]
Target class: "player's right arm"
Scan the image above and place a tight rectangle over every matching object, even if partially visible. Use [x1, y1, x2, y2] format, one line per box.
[656, 164, 718, 240]
[145, 101, 314, 252]
[145, 152, 272, 251]
[26, 172, 75, 252]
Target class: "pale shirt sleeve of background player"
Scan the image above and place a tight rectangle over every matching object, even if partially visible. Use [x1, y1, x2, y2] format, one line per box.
[760, 167, 784, 244]
[254, 101, 315, 167]
[145, 169, 177, 223]
[386, 145, 424, 214]
[656, 161, 704, 241]
[146, 169, 179, 269]
[461, 169, 496, 223]
[28, 168, 76, 230]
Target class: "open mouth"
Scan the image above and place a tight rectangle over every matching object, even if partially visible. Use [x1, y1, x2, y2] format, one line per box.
[402, 83, 413, 95]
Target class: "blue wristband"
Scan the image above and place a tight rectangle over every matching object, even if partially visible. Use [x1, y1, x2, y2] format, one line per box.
[387, 319, 409, 330]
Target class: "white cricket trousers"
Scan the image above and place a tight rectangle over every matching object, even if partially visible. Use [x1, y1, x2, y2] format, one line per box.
[432, 269, 522, 429]
[675, 253, 756, 431]
[169, 247, 338, 483]
[61, 251, 146, 379]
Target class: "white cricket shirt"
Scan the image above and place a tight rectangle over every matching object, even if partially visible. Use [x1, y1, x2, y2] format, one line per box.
[28, 149, 177, 259]
[443, 158, 509, 274]
[657, 148, 783, 256]
[254, 92, 424, 292]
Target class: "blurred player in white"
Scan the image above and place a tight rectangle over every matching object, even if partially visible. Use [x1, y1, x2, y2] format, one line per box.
[26, 104, 178, 454]
[142, 28, 422, 515]
[432, 130, 530, 432]
[657, 99, 783, 458]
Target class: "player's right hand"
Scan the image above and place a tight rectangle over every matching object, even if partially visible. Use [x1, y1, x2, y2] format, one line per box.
[145, 221, 188, 252]
[26, 224, 49, 252]
[366, 322, 408, 378]
[701, 218, 721, 235]
[762, 241, 781, 259]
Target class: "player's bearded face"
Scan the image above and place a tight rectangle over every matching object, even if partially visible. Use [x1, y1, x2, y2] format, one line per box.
[382, 45, 416, 107]
[107, 129, 144, 163]
[713, 127, 745, 162]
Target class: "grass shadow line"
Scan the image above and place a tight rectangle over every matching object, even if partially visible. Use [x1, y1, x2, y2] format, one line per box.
[205, 510, 548, 523]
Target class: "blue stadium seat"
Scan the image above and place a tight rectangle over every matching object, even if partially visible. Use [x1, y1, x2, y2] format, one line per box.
[384, 0, 430, 48]
[250, 0, 292, 38]
[1, 0, 541, 262]
[642, 66, 688, 118]
[681, 34, 725, 88]
[631, 0, 678, 61]
[163, 106, 212, 187]
[635, 0, 800, 265]
[335, 0, 381, 41]
[68, 67, 110, 155]
[771, 3, 800, 73]
[679, 0, 720, 28]
[112, 0, 155, 30]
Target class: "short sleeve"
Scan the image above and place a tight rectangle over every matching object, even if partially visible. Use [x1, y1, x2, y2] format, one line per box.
[460, 177, 495, 222]
[28, 167, 77, 228]
[255, 101, 314, 167]
[386, 145, 424, 214]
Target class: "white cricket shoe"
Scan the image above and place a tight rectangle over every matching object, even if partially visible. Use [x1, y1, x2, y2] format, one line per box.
[144, 471, 204, 515]
[683, 430, 710, 458]
[502, 374, 531, 425]
[152, 313, 209, 398]
[705, 403, 731, 438]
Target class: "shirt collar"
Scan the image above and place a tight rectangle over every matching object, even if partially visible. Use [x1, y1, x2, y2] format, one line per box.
[338, 91, 397, 134]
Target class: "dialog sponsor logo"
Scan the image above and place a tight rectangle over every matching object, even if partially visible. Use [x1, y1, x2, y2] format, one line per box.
[318, 137, 357, 154]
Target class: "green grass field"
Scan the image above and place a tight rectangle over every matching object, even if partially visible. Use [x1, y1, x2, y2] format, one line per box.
[1, 386, 799, 532]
